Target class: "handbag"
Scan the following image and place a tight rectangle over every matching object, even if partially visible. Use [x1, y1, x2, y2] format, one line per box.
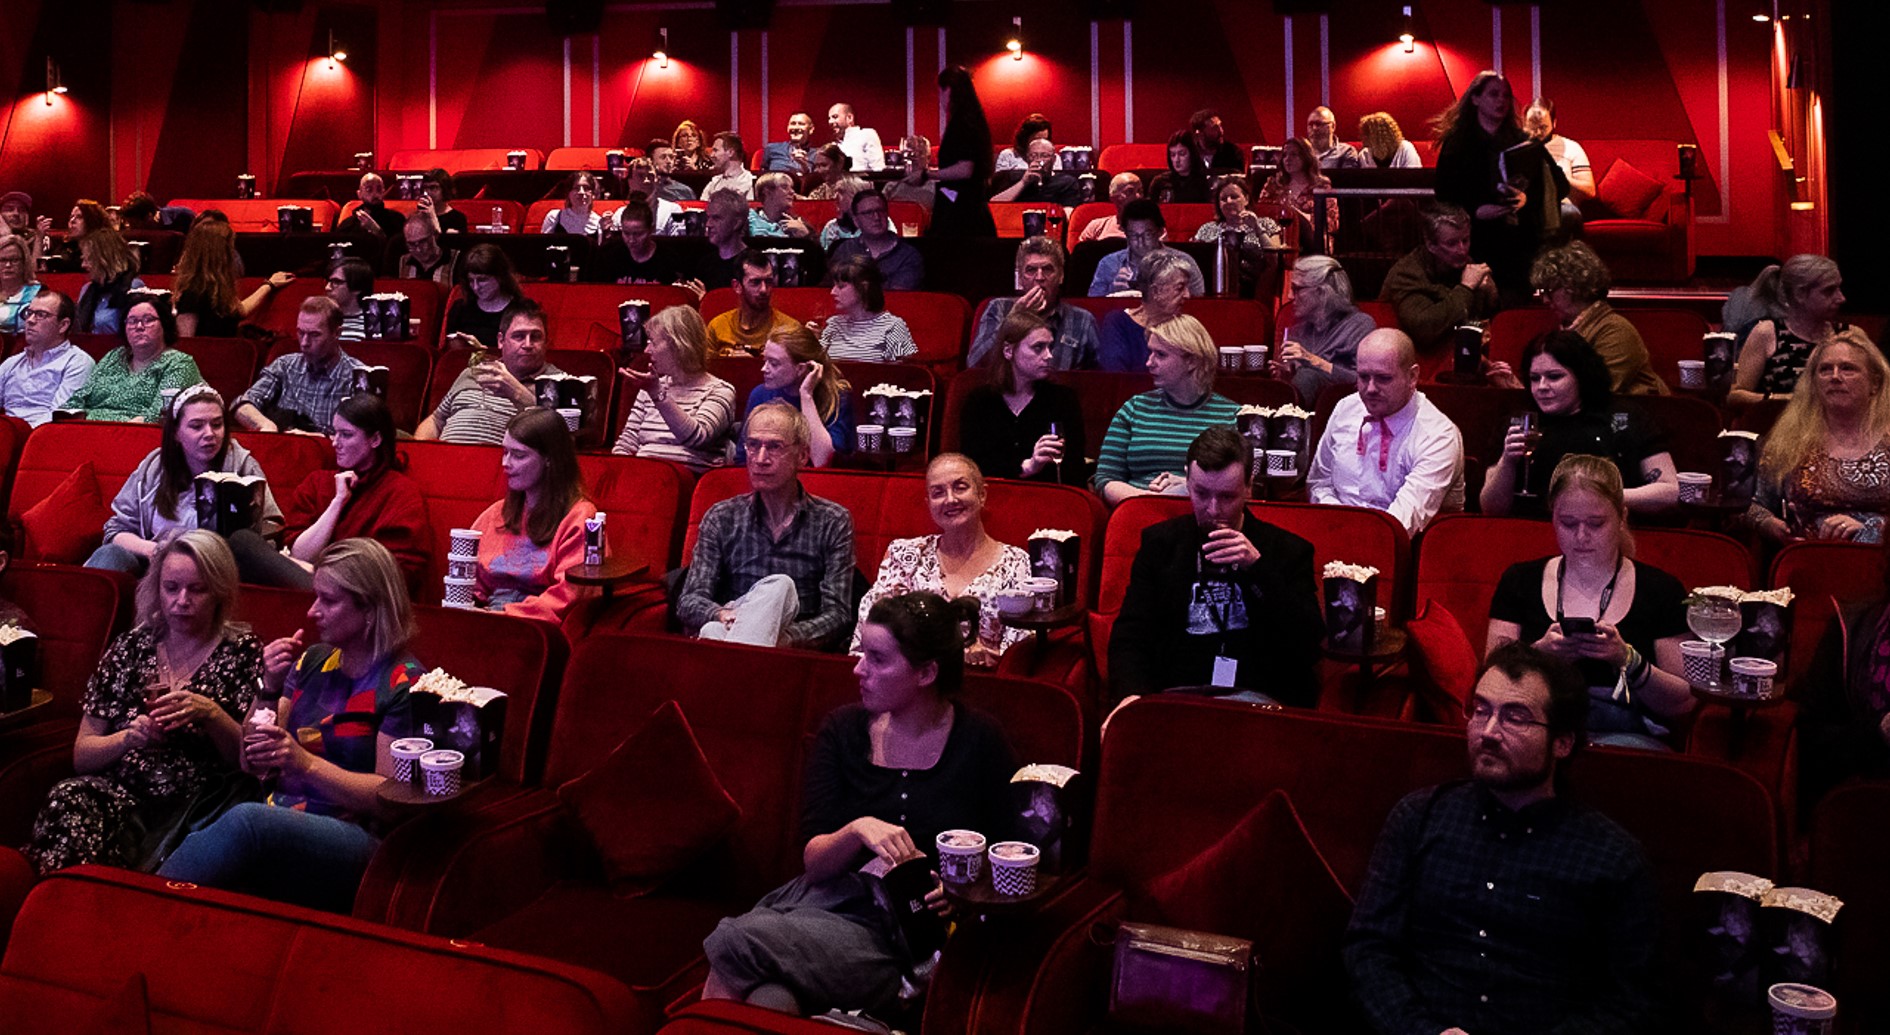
[1107, 921, 1254, 1035]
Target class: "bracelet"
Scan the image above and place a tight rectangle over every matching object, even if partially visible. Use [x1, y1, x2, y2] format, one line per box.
[1624, 645, 1651, 689]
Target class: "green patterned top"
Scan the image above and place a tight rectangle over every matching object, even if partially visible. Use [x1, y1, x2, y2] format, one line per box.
[59, 347, 204, 423]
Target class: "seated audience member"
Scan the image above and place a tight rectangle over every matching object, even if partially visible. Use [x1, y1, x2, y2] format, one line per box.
[1345, 640, 1660, 1032]
[680, 190, 755, 301]
[1097, 250, 1193, 373]
[234, 297, 361, 433]
[468, 408, 597, 624]
[592, 200, 680, 285]
[539, 171, 604, 236]
[805, 144, 851, 201]
[997, 114, 1060, 173]
[51, 200, 111, 272]
[1729, 255, 1857, 409]
[0, 291, 94, 426]
[881, 135, 936, 213]
[1520, 242, 1667, 395]
[821, 257, 916, 363]
[968, 238, 1099, 369]
[0, 191, 35, 243]
[672, 121, 714, 171]
[748, 173, 813, 239]
[676, 402, 854, 649]
[324, 258, 374, 341]
[442, 244, 526, 348]
[118, 191, 185, 233]
[396, 213, 460, 288]
[1308, 329, 1465, 536]
[1749, 331, 1890, 545]
[989, 138, 1086, 208]
[613, 305, 738, 471]
[1190, 108, 1246, 173]
[1109, 425, 1324, 706]
[649, 141, 700, 201]
[420, 168, 470, 234]
[173, 219, 294, 337]
[1797, 540, 1890, 806]
[60, 296, 204, 423]
[818, 177, 873, 250]
[704, 131, 758, 201]
[852, 455, 1033, 664]
[231, 393, 429, 593]
[157, 539, 421, 913]
[1079, 173, 1145, 243]
[1089, 199, 1206, 298]
[0, 234, 41, 332]
[703, 591, 1014, 1017]
[420, 300, 563, 446]
[825, 191, 924, 291]
[348, 173, 406, 239]
[1193, 174, 1283, 297]
[24, 531, 261, 875]
[747, 324, 852, 467]
[1488, 455, 1693, 749]
[828, 102, 886, 173]
[1150, 129, 1210, 204]
[1094, 314, 1240, 506]
[1306, 106, 1361, 169]
[762, 112, 817, 173]
[620, 158, 686, 232]
[708, 250, 803, 357]
[1258, 138, 1338, 254]
[75, 227, 146, 335]
[1357, 111, 1421, 168]
[1524, 98, 1594, 227]
[90, 384, 283, 575]
[1482, 331, 1677, 518]
[1276, 256, 1376, 406]
[959, 309, 1086, 486]
[1379, 203, 1497, 355]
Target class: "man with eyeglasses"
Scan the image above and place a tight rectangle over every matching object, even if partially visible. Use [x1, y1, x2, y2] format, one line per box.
[0, 291, 93, 427]
[1345, 640, 1659, 1035]
[1088, 199, 1205, 298]
[1305, 106, 1361, 170]
[676, 401, 854, 650]
[967, 238, 1097, 369]
[324, 257, 374, 341]
[824, 192, 924, 291]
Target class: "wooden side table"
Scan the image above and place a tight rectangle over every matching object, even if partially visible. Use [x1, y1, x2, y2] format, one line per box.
[565, 557, 651, 601]
[998, 602, 1087, 677]
[0, 690, 53, 735]
[1320, 623, 1409, 692]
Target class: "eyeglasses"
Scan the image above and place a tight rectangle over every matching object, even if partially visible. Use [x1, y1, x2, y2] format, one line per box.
[19, 309, 56, 323]
[125, 315, 162, 328]
[0, 258, 21, 267]
[1465, 700, 1551, 735]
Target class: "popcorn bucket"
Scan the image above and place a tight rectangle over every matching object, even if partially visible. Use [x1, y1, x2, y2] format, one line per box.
[1681, 640, 1724, 688]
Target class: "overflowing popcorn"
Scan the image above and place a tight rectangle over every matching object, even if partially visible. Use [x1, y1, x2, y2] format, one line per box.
[1029, 529, 1076, 542]
[1691, 585, 1745, 601]
[1011, 763, 1077, 787]
[1272, 404, 1313, 420]
[1690, 585, 1794, 606]
[1323, 561, 1380, 582]
[1717, 429, 1760, 441]
[411, 669, 506, 707]
[1237, 404, 1274, 417]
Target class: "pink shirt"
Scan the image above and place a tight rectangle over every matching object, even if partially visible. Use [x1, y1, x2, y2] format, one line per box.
[471, 498, 598, 625]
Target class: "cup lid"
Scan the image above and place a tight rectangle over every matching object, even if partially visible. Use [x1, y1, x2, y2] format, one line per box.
[449, 528, 482, 537]
[1730, 657, 1778, 674]
[1768, 983, 1838, 1018]
[391, 737, 434, 753]
[420, 749, 465, 767]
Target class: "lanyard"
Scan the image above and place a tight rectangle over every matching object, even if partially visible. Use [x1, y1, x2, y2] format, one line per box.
[1554, 555, 1623, 623]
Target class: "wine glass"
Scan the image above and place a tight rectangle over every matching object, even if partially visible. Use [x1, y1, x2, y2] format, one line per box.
[1513, 412, 1543, 498]
[1047, 421, 1063, 482]
[1686, 594, 1743, 689]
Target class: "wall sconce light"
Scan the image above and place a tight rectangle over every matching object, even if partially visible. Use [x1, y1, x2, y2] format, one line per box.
[1007, 16, 1023, 60]
[654, 27, 669, 68]
[1399, 6, 1415, 53]
[327, 30, 348, 69]
[44, 57, 66, 105]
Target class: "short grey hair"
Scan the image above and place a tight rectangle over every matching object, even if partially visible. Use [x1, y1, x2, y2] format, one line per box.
[1135, 249, 1194, 295]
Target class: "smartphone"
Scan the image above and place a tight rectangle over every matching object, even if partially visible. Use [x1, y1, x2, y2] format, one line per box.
[1560, 616, 1597, 637]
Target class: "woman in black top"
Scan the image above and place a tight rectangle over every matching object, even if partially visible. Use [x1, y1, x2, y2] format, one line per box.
[1431, 71, 1566, 303]
[1481, 331, 1678, 518]
[926, 66, 997, 239]
[1487, 454, 1693, 750]
[173, 220, 294, 339]
[703, 592, 1017, 1017]
[1150, 129, 1210, 204]
[958, 309, 1086, 484]
[442, 244, 524, 349]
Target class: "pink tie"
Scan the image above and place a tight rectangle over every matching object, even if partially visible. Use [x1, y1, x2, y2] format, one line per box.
[1357, 416, 1393, 471]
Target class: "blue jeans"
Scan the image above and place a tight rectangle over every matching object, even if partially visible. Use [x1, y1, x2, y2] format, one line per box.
[157, 803, 380, 914]
[85, 543, 147, 575]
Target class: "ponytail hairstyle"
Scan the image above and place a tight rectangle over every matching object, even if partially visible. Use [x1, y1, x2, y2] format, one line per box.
[863, 591, 982, 697]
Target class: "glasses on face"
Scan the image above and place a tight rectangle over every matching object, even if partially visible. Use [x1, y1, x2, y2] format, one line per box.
[0, 257, 21, 267]
[1465, 700, 1551, 735]
[326, 278, 347, 288]
[1126, 230, 1162, 245]
[20, 309, 55, 323]
[125, 315, 162, 328]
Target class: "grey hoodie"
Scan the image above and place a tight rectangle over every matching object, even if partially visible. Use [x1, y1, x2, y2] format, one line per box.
[102, 439, 284, 543]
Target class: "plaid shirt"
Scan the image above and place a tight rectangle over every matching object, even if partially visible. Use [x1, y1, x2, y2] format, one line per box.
[237, 349, 362, 431]
[1343, 781, 1659, 1035]
[677, 485, 855, 649]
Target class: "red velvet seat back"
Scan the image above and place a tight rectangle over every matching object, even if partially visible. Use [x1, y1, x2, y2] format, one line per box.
[0, 867, 638, 1034]
[1, 565, 129, 719]
[166, 198, 341, 233]
[1618, 392, 1723, 476]
[505, 282, 699, 354]
[1490, 307, 1710, 387]
[1097, 144, 1169, 173]
[0, 417, 30, 512]
[989, 203, 1066, 243]
[173, 338, 262, 408]
[8, 423, 162, 530]
[1770, 541, 1887, 680]
[390, 147, 546, 172]
[240, 277, 327, 343]
[1809, 782, 1890, 1032]
[546, 146, 646, 169]
[230, 430, 338, 509]
[1065, 201, 1117, 241]
[575, 452, 691, 575]
[67, 334, 120, 363]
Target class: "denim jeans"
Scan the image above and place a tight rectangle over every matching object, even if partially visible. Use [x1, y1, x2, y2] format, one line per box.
[157, 803, 380, 914]
[84, 543, 147, 575]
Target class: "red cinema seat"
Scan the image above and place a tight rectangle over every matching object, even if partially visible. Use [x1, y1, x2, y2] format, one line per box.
[390, 147, 546, 172]
[7, 423, 162, 562]
[66, 334, 119, 363]
[1158, 203, 1221, 242]
[0, 416, 30, 510]
[496, 283, 698, 353]
[238, 275, 327, 343]
[989, 203, 1066, 243]
[1097, 143, 1169, 173]
[1065, 201, 1117, 241]
[264, 338, 432, 432]
[546, 146, 645, 170]
[1769, 541, 1887, 682]
[1490, 307, 1710, 389]
[167, 198, 341, 233]
[229, 429, 338, 509]
[173, 337, 261, 407]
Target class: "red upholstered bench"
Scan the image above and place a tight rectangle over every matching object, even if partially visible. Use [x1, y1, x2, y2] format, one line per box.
[166, 198, 342, 233]
[390, 147, 546, 172]
[0, 865, 637, 1034]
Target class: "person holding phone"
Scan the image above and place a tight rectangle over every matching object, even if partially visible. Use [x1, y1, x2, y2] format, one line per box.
[1486, 454, 1693, 750]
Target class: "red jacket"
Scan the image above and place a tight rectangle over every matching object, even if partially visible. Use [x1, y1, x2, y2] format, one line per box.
[283, 465, 432, 596]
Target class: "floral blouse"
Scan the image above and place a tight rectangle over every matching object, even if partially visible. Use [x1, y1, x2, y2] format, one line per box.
[80, 626, 262, 803]
[1753, 441, 1890, 544]
[849, 534, 1035, 663]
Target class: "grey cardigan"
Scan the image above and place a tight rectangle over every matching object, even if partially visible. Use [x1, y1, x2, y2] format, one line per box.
[102, 440, 284, 543]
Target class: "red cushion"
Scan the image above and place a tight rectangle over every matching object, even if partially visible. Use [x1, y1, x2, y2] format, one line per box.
[19, 462, 107, 563]
[1406, 598, 1480, 720]
[1593, 158, 1666, 220]
[78, 973, 150, 1035]
[555, 700, 742, 895]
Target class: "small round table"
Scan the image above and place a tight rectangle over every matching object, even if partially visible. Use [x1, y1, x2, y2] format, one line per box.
[998, 601, 1087, 677]
[941, 867, 1063, 922]
[1689, 682, 1786, 760]
[1321, 623, 1409, 694]
[565, 557, 651, 601]
[376, 777, 473, 824]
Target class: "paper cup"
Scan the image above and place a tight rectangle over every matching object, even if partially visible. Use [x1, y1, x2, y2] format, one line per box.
[1243, 344, 1269, 371]
[1677, 359, 1706, 389]
[448, 528, 482, 559]
[1730, 656, 1778, 698]
[391, 737, 434, 785]
[936, 830, 987, 885]
[1677, 472, 1712, 504]
[1768, 983, 1837, 1035]
[557, 407, 581, 432]
[446, 557, 478, 581]
[856, 424, 885, 452]
[1020, 577, 1059, 612]
[889, 427, 918, 454]
[988, 841, 1040, 896]
[1265, 448, 1297, 477]
[1218, 346, 1243, 371]
[1681, 640, 1725, 687]
[443, 577, 477, 607]
[420, 749, 466, 797]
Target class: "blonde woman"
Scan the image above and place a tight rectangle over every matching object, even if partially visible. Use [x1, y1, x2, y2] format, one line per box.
[1093, 314, 1239, 505]
[1749, 331, 1890, 544]
[1729, 255, 1860, 409]
[746, 323, 850, 467]
[612, 305, 738, 471]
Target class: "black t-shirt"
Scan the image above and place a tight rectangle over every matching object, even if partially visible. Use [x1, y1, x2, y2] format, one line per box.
[690, 248, 747, 292]
[436, 208, 470, 235]
[589, 240, 682, 285]
[443, 297, 508, 348]
[174, 289, 241, 338]
[1511, 408, 1669, 517]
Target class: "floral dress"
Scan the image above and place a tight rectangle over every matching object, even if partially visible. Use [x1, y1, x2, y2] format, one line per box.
[23, 626, 260, 875]
[849, 534, 1034, 663]
[1754, 441, 1890, 544]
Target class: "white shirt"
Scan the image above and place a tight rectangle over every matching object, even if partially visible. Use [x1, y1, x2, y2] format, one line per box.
[837, 125, 885, 172]
[1546, 135, 1591, 180]
[610, 199, 685, 235]
[1308, 390, 1465, 536]
[704, 168, 756, 201]
[0, 341, 95, 427]
[1359, 140, 1422, 169]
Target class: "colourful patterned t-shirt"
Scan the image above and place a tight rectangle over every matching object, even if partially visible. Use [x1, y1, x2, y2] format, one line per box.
[271, 643, 419, 819]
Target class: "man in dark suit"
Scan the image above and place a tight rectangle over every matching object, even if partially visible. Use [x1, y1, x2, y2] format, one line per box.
[1109, 426, 1325, 707]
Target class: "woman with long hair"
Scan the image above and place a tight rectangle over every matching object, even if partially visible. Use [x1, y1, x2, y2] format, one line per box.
[172, 219, 295, 338]
[926, 66, 997, 238]
[59, 294, 204, 422]
[704, 590, 1017, 1016]
[471, 407, 597, 624]
[612, 305, 738, 471]
[75, 227, 146, 335]
[821, 256, 916, 363]
[1487, 454, 1692, 750]
[1150, 128, 1209, 204]
[959, 308, 1086, 484]
[1257, 137, 1338, 255]
[0, 234, 42, 332]
[747, 323, 851, 467]
[672, 120, 713, 170]
[1431, 70, 1566, 301]
[48, 199, 112, 272]
[1093, 314, 1240, 506]
[1728, 255, 1860, 409]
[24, 531, 261, 875]
[1749, 331, 1890, 544]
[87, 384, 282, 575]
[540, 170, 605, 237]
[442, 244, 525, 349]
[1275, 255, 1377, 405]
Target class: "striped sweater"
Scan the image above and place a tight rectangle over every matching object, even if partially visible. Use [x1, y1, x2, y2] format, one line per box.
[1092, 390, 1241, 493]
[610, 374, 737, 471]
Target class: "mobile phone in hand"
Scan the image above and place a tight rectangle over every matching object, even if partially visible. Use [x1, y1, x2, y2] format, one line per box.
[1559, 616, 1596, 637]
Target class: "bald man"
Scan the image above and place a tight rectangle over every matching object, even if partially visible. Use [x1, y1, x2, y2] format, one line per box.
[1306, 107, 1361, 170]
[351, 173, 407, 238]
[1308, 329, 1465, 535]
[1078, 173, 1145, 242]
